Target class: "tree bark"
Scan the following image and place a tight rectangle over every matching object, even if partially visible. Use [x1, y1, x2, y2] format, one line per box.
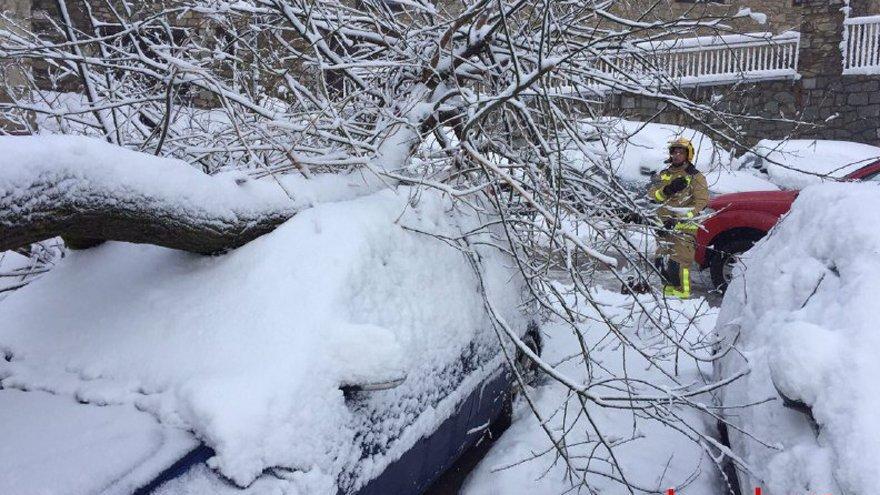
[0, 178, 297, 255]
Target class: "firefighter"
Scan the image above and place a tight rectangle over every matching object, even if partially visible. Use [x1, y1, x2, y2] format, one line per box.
[648, 138, 709, 299]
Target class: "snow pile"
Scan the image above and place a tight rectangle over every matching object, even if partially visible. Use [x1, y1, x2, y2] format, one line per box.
[0, 140, 525, 491]
[464, 286, 721, 494]
[739, 139, 880, 189]
[735, 8, 768, 25]
[716, 182, 880, 494]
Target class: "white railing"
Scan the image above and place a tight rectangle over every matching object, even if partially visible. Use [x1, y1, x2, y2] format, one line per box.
[843, 15, 880, 75]
[601, 31, 800, 88]
[632, 31, 797, 85]
[542, 32, 800, 94]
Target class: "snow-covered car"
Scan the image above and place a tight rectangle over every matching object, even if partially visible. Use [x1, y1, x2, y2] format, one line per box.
[0, 138, 540, 495]
[564, 119, 780, 199]
[565, 120, 728, 185]
[695, 160, 880, 290]
[713, 182, 880, 494]
[738, 139, 880, 189]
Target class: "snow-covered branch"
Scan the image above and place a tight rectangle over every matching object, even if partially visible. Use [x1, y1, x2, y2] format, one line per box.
[0, 136, 297, 254]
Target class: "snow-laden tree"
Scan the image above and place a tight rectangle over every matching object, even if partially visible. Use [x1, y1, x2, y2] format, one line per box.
[1, 1, 767, 492]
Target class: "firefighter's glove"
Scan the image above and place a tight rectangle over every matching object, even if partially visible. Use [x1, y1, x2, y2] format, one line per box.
[662, 177, 688, 197]
[622, 212, 644, 224]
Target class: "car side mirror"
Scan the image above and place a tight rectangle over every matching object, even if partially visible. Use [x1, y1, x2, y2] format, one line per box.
[341, 375, 407, 398]
[771, 377, 818, 432]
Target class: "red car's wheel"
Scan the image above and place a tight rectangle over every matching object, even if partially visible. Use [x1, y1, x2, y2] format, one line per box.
[710, 238, 758, 292]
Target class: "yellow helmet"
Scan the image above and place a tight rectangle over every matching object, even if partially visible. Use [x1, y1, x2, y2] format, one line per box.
[668, 137, 695, 163]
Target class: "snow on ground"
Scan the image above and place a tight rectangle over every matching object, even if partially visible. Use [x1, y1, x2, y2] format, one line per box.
[0, 137, 526, 491]
[7, 132, 878, 495]
[716, 182, 880, 494]
[738, 139, 880, 189]
[464, 285, 722, 494]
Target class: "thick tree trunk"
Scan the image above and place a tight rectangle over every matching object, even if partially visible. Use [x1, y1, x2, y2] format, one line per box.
[0, 183, 297, 254]
[1, 136, 299, 255]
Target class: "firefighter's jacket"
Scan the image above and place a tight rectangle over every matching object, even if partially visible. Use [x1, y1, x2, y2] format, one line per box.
[648, 164, 709, 233]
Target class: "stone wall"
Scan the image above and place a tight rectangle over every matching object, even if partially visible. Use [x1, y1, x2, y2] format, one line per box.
[607, 76, 880, 149]
[849, 0, 880, 16]
[798, 0, 880, 144]
[609, 0, 804, 35]
[605, 0, 880, 149]
[7, 0, 880, 143]
[611, 0, 880, 34]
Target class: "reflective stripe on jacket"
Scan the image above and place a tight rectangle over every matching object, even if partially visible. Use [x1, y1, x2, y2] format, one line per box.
[648, 164, 709, 231]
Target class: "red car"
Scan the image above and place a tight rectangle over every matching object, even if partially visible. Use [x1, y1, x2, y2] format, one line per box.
[696, 160, 880, 289]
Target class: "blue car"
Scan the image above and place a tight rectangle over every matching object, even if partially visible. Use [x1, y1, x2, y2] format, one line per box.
[0, 323, 541, 495]
[137, 323, 542, 495]
[0, 189, 541, 495]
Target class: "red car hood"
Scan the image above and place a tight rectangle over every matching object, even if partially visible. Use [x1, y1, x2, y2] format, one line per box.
[709, 189, 799, 211]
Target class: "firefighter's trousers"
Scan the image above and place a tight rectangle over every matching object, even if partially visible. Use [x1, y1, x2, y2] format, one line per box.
[655, 231, 695, 298]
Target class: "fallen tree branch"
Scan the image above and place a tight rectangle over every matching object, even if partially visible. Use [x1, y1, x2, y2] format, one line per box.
[0, 136, 298, 254]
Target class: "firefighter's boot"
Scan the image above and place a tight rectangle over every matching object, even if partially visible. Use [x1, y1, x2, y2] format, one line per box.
[663, 266, 691, 299]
